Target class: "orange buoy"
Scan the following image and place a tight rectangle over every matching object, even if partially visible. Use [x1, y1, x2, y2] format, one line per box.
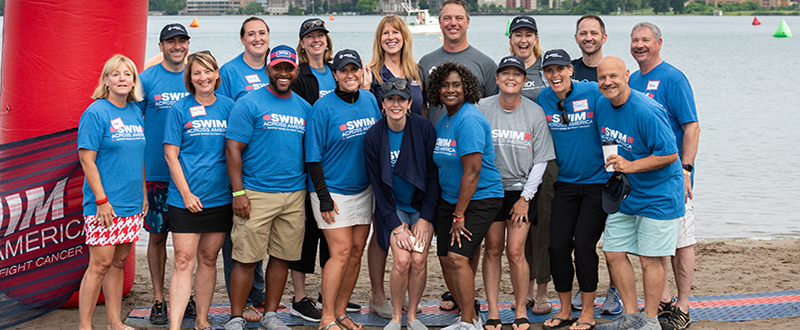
[190, 16, 200, 28]
[329, 14, 335, 20]
[752, 17, 761, 26]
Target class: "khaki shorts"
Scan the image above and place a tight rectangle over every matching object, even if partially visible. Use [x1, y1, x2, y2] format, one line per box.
[309, 186, 373, 229]
[676, 198, 696, 249]
[231, 189, 306, 263]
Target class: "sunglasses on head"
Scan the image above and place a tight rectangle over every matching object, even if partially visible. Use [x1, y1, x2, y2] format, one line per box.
[380, 80, 409, 94]
[303, 19, 325, 29]
[557, 100, 570, 125]
[188, 50, 214, 61]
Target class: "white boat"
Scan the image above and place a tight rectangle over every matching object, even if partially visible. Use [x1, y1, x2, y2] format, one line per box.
[401, 2, 440, 34]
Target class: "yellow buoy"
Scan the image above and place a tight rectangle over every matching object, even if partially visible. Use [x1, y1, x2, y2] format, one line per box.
[189, 17, 200, 28]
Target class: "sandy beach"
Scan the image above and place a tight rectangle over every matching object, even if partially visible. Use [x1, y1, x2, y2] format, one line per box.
[10, 238, 798, 329]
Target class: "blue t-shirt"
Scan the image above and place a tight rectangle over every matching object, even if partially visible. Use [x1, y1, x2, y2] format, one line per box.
[537, 82, 609, 184]
[596, 91, 684, 220]
[388, 128, 417, 213]
[311, 66, 336, 99]
[163, 95, 234, 208]
[137, 63, 190, 182]
[218, 52, 269, 101]
[433, 103, 504, 204]
[629, 61, 698, 160]
[226, 87, 311, 192]
[305, 90, 382, 195]
[78, 99, 146, 217]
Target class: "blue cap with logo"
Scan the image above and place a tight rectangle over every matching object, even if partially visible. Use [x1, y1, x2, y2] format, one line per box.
[268, 45, 298, 68]
[542, 49, 572, 68]
[497, 55, 526, 73]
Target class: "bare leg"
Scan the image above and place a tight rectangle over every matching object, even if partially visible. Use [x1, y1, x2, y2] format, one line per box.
[265, 257, 290, 312]
[389, 232, 412, 323]
[672, 245, 694, 313]
[320, 226, 354, 326]
[292, 270, 308, 302]
[441, 252, 477, 323]
[640, 256, 665, 318]
[169, 233, 200, 330]
[195, 232, 225, 329]
[505, 219, 531, 322]
[604, 251, 637, 315]
[148, 232, 169, 303]
[335, 225, 369, 327]
[543, 291, 572, 328]
[230, 261, 258, 318]
[79, 245, 117, 330]
[482, 221, 505, 326]
[368, 229, 388, 306]
[407, 220, 434, 323]
[576, 291, 596, 328]
[104, 243, 133, 330]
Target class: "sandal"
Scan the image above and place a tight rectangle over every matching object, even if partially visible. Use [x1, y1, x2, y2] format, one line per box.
[512, 318, 529, 330]
[532, 300, 552, 315]
[569, 321, 595, 330]
[542, 317, 574, 330]
[242, 305, 263, 322]
[336, 314, 364, 330]
[439, 291, 459, 311]
[484, 318, 502, 330]
[321, 321, 341, 330]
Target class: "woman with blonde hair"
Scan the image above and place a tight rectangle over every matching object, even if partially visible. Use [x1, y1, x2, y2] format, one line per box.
[78, 54, 147, 330]
[164, 51, 235, 330]
[365, 15, 428, 318]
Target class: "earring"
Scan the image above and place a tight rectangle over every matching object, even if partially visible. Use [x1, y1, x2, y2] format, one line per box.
[105, 85, 109, 91]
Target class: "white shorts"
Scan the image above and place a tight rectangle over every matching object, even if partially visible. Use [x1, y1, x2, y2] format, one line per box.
[676, 198, 696, 248]
[310, 186, 373, 229]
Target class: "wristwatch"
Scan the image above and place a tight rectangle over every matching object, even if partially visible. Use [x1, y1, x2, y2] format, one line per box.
[682, 164, 693, 173]
[522, 196, 531, 202]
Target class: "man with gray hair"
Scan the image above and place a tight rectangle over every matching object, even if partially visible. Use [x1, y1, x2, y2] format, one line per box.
[628, 22, 700, 330]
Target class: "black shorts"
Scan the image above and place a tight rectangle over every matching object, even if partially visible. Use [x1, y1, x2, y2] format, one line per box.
[492, 190, 539, 225]
[168, 204, 233, 233]
[437, 197, 502, 258]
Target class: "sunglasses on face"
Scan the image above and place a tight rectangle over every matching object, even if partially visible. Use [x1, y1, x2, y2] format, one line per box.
[557, 100, 570, 125]
[380, 80, 409, 94]
[303, 19, 325, 29]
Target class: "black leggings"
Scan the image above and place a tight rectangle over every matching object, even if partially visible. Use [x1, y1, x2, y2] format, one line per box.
[549, 182, 607, 293]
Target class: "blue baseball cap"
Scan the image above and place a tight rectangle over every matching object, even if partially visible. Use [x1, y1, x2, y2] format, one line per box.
[268, 45, 298, 68]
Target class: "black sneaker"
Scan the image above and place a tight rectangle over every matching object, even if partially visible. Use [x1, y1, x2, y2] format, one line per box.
[661, 306, 691, 330]
[185, 295, 197, 318]
[149, 300, 168, 325]
[290, 296, 322, 322]
[316, 293, 362, 313]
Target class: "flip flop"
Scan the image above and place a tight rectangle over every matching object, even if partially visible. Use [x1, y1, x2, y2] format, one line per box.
[242, 305, 263, 322]
[439, 291, 459, 311]
[532, 299, 553, 315]
[512, 317, 529, 330]
[542, 317, 574, 330]
[569, 321, 595, 330]
[484, 318, 502, 330]
[336, 314, 364, 330]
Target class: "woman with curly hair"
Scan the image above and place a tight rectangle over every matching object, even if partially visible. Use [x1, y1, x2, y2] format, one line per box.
[428, 62, 503, 330]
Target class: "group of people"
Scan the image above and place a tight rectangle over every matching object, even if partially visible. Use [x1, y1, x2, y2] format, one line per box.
[76, 2, 700, 330]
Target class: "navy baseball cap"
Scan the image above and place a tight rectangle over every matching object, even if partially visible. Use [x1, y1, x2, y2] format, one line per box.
[602, 172, 632, 214]
[381, 78, 412, 100]
[497, 55, 526, 73]
[509, 16, 538, 33]
[542, 49, 572, 68]
[300, 18, 329, 37]
[160, 23, 190, 41]
[333, 49, 362, 71]
[269, 45, 298, 68]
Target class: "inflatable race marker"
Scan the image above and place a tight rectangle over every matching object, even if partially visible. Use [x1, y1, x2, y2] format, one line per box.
[752, 16, 761, 26]
[0, 0, 147, 327]
[773, 19, 792, 38]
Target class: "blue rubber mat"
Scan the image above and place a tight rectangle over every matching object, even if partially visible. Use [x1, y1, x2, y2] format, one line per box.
[125, 289, 800, 329]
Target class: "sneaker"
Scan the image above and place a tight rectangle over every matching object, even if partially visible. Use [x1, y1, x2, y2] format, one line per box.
[185, 295, 197, 318]
[657, 300, 674, 320]
[149, 300, 168, 325]
[441, 318, 462, 330]
[628, 314, 660, 330]
[225, 316, 247, 330]
[571, 291, 582, 311]
[596, 312, 644, 330]
[259, 311, 291, 330]
[661, 306, 691, 330]
[369, 299, 393, 319]
[601, 287, 624, 315]
[409, 319, 429, 330]
[290, 296, 322, 322]
[316, 293, 362, 313]
[384, 320, 402, 330]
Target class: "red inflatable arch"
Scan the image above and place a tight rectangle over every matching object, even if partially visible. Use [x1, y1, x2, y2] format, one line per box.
[0, 0, 148, 307]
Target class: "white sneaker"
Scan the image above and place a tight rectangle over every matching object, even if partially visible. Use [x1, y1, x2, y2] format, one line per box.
[259, 311, 291, 330]
[571, 291, 583, 310]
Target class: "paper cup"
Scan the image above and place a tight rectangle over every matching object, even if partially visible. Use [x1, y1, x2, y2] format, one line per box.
[602, 141, 618, 172]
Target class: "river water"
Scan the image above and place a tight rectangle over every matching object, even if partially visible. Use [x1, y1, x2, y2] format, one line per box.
[3, 15, 799, 240]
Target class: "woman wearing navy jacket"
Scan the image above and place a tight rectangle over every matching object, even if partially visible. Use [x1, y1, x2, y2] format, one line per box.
[365, 78, 438, 330]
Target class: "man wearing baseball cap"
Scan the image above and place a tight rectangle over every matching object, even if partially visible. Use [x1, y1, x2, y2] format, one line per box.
[225, 45, 312, 330]
[136, 22, 192, 325]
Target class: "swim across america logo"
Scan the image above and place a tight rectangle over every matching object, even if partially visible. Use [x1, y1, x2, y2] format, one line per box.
[434, 138, 457, 156]
[600, 126, 634, 152]
[263, 113, 306, 134]
[184, 119, 227, 136]
[338, 117, 377, 139]
[492, 129, 533, 149]
[153, 92, 190, 109]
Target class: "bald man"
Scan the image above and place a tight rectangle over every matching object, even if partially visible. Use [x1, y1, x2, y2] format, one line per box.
[594, 57, 685, 330]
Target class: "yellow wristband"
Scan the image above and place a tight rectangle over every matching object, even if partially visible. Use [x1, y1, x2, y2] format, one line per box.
[232, 190, 246, 197]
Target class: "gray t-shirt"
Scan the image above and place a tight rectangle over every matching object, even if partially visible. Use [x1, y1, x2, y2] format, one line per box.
[521, 56, 547, 103]
[419, 45, 500, 126]
[477, 94, 556, 191]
